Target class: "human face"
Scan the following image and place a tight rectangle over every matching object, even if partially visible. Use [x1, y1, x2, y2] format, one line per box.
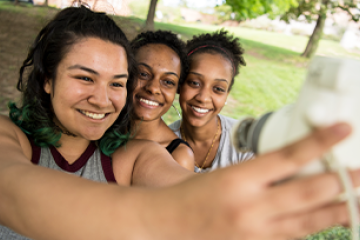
[44, 37, 129, 141]
[133, 44, 181, 121]
[179, 52, 232, 128]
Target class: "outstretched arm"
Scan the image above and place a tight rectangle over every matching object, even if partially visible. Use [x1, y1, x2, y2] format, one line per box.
[0, 115, 32, 166]
[112, 139, 195, 187]
[0, 122, 358, 240]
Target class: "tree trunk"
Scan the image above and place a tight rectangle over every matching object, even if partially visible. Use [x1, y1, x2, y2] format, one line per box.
[145, 0, 158, 31]
[301, 1, 328, 58]
[43, 0, 48, 6]
[14, 0, 19, 5]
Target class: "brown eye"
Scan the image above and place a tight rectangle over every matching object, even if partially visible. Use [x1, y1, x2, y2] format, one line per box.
[188, 80, 200, 87]
[77, 76, 93, 82]
[214, 86, 226, 93]
[111, 82, 124, 88]
[163, 79, 176, 86]
[139, 71, 152, 81]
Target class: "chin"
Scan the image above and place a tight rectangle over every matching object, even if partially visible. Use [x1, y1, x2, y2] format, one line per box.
[136, 113, 156, 121]
[80, 130, 107, 141]
[186, 118, 204, 128]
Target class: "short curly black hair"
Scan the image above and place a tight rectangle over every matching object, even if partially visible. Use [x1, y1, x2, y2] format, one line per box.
[130, 30, 188, 91]
[186, 30, 246, 91]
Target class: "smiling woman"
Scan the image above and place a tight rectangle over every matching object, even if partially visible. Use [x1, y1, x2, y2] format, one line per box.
[113, 30, 195, 172]
[43, 38, 129, 147]
[169, 30, 254, 173]
[0, 5, 138, 239]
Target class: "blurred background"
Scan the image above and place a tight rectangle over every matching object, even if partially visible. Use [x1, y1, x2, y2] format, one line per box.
[0, 0, 359, 239]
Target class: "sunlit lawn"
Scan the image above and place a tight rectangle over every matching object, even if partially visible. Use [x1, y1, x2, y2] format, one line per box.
[180, 23, 360, 60]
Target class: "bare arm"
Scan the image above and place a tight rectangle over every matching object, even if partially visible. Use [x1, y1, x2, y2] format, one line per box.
[112, 139, 195, 187]
[0, 116, 153, 239]
[0, 115, 32, 166]
[0, 122, 358, 240]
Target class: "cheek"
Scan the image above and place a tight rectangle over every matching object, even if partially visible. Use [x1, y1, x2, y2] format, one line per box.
[133, 81, 144, 95]
[179, 92, 187, 106]
[179, 86, 195, 103]
[52, 84, 82, 109]
[62, 82, 87, 99]
[214, 96, 228, 110]
[137, 79, 148, 88]
[164, 89, 177, 102]
[112, 90, 127, 111]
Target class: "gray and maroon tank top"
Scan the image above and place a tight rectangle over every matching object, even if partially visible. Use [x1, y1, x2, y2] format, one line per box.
[30, 140, 116, 182]
[0, 141, 116, 240]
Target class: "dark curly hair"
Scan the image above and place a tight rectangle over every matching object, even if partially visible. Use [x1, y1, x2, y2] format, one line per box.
[186, 30, 246, 91]
[8, 5, 137, 156]
[130, 30, 188, 91]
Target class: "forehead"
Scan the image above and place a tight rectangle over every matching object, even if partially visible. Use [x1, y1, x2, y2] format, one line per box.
[61, 37, 128, 72]
[135, 43, 181, 69]
[189, 52, 233, 80]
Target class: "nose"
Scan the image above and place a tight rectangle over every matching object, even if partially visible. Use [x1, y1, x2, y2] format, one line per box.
[88, 84, 111, 108]
[144, 78, 161, 95]
[194, 86, 211, 103]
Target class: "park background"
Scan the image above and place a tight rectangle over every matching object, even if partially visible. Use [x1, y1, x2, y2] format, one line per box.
[0, 0, 360, 239]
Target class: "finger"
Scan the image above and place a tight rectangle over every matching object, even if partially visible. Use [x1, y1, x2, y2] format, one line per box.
[238, 123, 352, 185]
[271, 202, 349, 240]
[256, 169, 360, 219]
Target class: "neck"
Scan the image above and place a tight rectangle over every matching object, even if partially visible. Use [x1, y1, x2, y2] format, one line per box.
[56, 135, 91, 164]
[132, 118, 166, 142]
[181, 116, 220, 143]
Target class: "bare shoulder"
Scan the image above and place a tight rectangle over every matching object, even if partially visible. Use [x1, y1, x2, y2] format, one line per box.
[113, 139, 165, 156]
[113, 139, 171, 163]
[0, 114, 32, 161]
[0, 115, 29, 143]
[0, 114, 16, 128]
[111, 139, 170, 186]
[171, 143, 195, 171]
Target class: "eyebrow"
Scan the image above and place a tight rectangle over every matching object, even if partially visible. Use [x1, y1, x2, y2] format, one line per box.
[68, 64, 128, 79]
[138, 63, 180, 79]
[188, 71, 229, 84]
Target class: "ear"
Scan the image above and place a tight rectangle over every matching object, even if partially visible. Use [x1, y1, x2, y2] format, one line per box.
[44, 78, 52, 94]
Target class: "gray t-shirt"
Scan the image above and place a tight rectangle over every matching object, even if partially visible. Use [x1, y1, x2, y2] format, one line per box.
[169, 114, 254, 173]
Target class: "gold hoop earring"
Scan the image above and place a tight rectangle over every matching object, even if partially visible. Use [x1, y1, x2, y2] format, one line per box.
[172, 104, 181, 120]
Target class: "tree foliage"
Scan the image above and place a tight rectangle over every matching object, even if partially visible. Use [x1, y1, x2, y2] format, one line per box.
[224, 0, 299, 20]
[280, 0, 359, 58]
[214, 4, 237, 22]
[281, 0, 360, 23]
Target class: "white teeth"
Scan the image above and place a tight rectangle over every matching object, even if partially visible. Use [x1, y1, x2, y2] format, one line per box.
[192, 106, 210, 113]
[140, 98, 159, 106]
[79, 110, 106, 120]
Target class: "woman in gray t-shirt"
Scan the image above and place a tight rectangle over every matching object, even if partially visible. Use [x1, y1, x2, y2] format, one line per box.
[169, 30, 253, 173]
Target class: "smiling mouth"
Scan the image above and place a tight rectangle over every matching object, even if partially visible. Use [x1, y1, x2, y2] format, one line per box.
[78, 110, 108, 120]
[191, 105, 211, 114]
[139, 98, 161, 107]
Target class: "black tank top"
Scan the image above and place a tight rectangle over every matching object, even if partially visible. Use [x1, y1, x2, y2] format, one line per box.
[166, 138, 191, 153]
